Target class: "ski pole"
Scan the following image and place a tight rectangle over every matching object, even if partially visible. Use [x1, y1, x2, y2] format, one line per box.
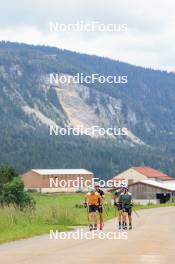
[99, 213, 104, 229]
[114, 205, 117, 217]
[86, 205, 90, 222]
[84, 202, 90, 223]
[103, 205, 108, 216]
[114, 204, 118, 228]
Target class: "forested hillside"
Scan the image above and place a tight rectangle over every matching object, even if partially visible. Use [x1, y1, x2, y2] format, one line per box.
[0, 41, 175, 179]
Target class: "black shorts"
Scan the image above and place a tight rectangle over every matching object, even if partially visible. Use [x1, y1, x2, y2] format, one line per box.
[88, 205, 98, 213]
[98, 205, 103, 214]
[122, 207, 132, 216]
[117, 203, 123, 211]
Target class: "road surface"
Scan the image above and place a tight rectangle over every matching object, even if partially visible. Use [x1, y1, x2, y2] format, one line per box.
[0, 207, 175, 264]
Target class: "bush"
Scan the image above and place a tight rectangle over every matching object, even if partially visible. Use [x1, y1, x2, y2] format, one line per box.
[1, 177, 35, 210]
[0, 166, 18, 193]
[26, 189, 38, 193]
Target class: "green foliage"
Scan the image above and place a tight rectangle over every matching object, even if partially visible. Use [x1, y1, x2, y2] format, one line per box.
[1, 177, 35, 210]
[0, 192, 174, 243]
[0, 166, 18, 193]
[0, 42, 175, 178]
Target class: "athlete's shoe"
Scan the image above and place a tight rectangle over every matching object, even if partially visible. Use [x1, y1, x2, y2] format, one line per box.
[118, 224, 122, 230]
[129, 224, 132, 230]
[93, 224, 98, 230]
[89, 224, 93, 231]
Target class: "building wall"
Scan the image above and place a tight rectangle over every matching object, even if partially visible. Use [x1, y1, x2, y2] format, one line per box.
[48, 174, 92, 188]
[23, 170, 93, 192]
[129, 183, 171, 199]
[114, 168, 148, 182]
[134, 199, 159, 205]
[24, 187, 82, 193]
[23, 171, 43, 188]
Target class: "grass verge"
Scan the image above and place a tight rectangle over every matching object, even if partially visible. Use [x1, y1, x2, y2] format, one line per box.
[0, 192, 174, 244]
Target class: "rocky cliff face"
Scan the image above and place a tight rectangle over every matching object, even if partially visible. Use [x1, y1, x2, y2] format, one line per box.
[1, 42, 175, 177]
[0, 63, 143, 144]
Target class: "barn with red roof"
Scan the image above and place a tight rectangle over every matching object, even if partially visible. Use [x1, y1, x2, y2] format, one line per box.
[112, 166, 173, 184]
[111, 167, 175, 204]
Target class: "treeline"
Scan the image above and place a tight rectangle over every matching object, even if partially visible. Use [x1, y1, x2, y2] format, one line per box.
[0, 42, 175, 179]
[1, 41, 175, 147]
[0, 127, 175, 179]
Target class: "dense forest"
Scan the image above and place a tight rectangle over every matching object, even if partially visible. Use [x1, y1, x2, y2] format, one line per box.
[0, 41, 175, 179]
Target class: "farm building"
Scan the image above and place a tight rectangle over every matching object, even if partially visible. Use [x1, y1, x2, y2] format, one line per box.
[129, 180, 175, 204]
[112, 166, 173, 184]
[22, 169, 93, 193]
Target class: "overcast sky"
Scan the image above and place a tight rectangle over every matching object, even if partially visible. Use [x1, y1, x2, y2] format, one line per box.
[0, 0, 175, 72]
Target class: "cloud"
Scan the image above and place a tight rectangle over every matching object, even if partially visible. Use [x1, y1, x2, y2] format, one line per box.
[0, 0, 175, 72]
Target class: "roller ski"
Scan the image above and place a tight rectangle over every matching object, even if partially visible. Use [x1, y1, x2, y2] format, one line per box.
[122, 222, 127, 230]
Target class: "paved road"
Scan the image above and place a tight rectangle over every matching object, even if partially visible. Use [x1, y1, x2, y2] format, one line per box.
[0, 207, 175, 264]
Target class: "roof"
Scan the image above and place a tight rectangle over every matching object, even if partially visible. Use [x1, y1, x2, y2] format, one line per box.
[110, 177, 124, 182]
[32, 169, 93, 175]
[132, 167, 173, 180]
[129, 180, 175, 192]
[162, 181, 175, 190]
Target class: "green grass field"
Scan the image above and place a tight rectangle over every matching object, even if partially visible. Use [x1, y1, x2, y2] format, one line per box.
[0, 192, 175, 244]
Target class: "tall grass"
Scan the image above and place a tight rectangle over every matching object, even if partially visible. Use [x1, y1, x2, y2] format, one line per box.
[0, 193, 174, 244]
[42, 205, 78, 225]
[0, 205, 76, 243]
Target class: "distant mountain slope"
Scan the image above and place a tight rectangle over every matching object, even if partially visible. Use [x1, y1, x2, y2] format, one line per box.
[0, 41, 175, 178]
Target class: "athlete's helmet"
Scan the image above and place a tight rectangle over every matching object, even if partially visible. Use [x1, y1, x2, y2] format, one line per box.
[122, 186, 129, 191]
